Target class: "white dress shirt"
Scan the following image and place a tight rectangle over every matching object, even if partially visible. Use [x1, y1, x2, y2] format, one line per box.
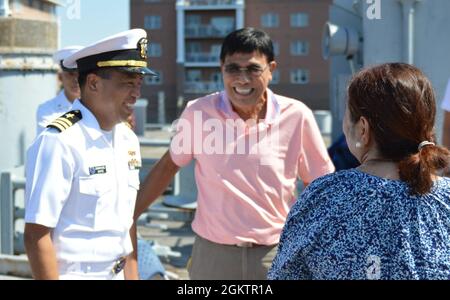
[25, 99, 141, 263]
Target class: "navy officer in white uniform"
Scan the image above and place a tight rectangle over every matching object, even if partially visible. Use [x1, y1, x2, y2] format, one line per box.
[36, 45, 83, 136]
[24, 29, 157, 280]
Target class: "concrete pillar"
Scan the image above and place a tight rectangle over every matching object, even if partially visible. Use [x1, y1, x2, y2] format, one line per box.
[176, 1, 185, 64]
[236, 0, 245, 29]
[158, 91, 166, 124]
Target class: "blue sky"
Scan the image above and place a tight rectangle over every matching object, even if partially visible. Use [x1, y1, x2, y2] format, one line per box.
[58, 0, 130, 48]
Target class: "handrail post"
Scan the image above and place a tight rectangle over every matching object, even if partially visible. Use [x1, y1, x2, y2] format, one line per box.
[0, 172, 14, 255]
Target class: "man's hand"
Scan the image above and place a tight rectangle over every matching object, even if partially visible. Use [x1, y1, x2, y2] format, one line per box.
[124, 223, 140, 280]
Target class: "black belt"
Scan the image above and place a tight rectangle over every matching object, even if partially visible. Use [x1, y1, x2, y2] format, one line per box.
[235, 242, 277, 248]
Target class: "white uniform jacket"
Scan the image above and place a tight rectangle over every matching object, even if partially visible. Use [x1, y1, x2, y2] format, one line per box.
[25, 99, 141, 263]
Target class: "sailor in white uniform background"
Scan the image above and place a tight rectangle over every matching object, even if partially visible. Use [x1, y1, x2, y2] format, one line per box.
[35, 46, 83, 136]
[24, 29, 158, 280]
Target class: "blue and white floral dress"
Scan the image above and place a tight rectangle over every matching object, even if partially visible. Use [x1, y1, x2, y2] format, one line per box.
[268, 169, 450, 280]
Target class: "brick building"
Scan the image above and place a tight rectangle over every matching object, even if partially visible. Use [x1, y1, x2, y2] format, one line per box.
[130, 0, 331, 123]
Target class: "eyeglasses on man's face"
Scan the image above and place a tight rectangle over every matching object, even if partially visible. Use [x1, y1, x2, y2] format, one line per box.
[223, 63, 269, 78]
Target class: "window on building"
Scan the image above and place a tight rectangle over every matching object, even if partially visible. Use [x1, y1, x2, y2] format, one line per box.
[272, 41, 280, 57]
[148, 43, 162, 57]
[271, 70, 280, 85]
[211, 44, 221, 60]
[185, 15, 202, 37]
[145, 71, 163, 85]
[211, 16, 235, 34]
[187, 42, 202, 53]
[13, 0, 22, 12]
[144, 15, 161, 29]
[186, 42, 202, 61]
[186, 70, 201, 82]
[186, 14, 201, 27]
[261, 13, 279, 28]
[290, 41, 309, 56]
[210, 72, 222, 83]
[290, 69, 310, 84]
[211, 72, 224, 90]
[291, 13, 309, 28]
[42, 2, 54, 14]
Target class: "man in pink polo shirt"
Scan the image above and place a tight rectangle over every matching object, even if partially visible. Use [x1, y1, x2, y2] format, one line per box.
[127, 28, 334, 280]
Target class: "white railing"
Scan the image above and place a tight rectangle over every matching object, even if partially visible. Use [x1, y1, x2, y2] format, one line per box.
[184, 81, 224, 94]
[185, 24, 234, 38]
[182, 0, 239, 6]
[0, 167, 25, 255]
[186, 52, 220, 63]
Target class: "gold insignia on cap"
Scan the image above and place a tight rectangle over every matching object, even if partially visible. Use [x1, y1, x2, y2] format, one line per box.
[97, 60, 147, 68]
[138, 38, 148, 60]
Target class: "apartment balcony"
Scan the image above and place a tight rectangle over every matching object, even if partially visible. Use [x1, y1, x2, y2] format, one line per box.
[184, 81, 224, 94]
[185, 52, 220, 67]
[185, 24, 235, 39]
[177, 0, 243, 10]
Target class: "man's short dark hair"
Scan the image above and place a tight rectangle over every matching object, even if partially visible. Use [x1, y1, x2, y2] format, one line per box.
[78, 68, 114, 88]
[220, 27, 275, 63]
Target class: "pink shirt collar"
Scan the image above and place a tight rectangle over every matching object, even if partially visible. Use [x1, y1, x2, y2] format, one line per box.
[218, 88, 280, 125]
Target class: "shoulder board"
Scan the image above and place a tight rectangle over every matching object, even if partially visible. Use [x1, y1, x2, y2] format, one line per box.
[47, 110, 82, 132]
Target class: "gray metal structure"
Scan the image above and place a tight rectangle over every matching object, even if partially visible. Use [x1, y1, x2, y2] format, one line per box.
[0, 2, 59, 257]
[326, 0, 450, 142]
[0, 167, 25, 255]
[0, 6, 59, 172]
[325, 0, 363, 141]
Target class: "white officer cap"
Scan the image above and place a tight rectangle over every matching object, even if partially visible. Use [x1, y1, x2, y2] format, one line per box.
[63, 28, 157, 76]
[53, 45, 84, 71]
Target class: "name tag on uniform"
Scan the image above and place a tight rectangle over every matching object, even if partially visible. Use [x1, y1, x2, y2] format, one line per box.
[89, 165, 107, 175]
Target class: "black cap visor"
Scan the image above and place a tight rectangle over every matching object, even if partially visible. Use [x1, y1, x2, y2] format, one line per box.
[117, 66, 158, 77]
